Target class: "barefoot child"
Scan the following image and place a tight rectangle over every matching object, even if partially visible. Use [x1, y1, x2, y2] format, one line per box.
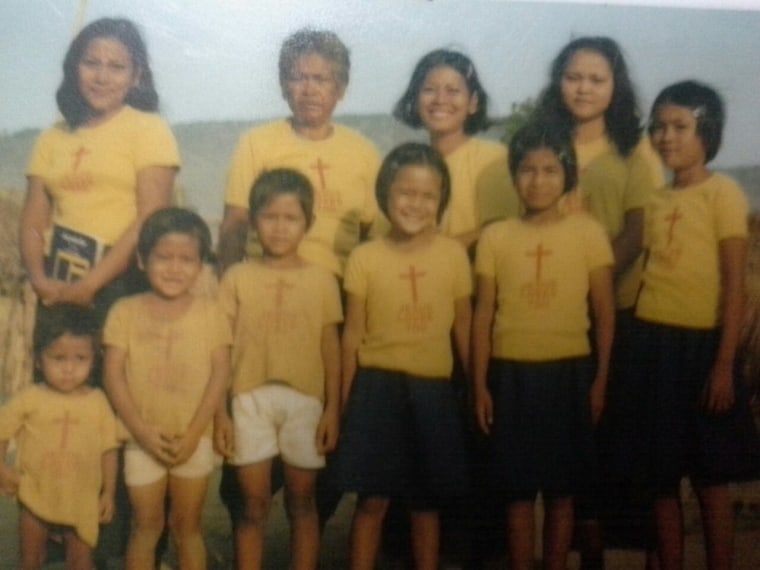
[216, 169, 342, 569]
[335, 142, 472, 570]
[471, 120, 615, 570]
[630, 80, 760, 570]
[0, 305, 118, 570]
[104, 207, 231, 570]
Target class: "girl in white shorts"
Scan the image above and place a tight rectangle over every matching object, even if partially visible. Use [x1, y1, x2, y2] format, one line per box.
[104, 208, 231, 569]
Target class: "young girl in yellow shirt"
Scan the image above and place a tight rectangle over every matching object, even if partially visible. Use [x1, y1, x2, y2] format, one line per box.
[336, 142, 472, 570]
[471, 120, 615, 570]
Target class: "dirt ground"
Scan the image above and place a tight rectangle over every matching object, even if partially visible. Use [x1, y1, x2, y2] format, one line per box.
[0, 469, 758, 570]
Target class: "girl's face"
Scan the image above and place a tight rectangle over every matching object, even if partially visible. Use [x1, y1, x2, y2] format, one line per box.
[78, 37, 139, 122]
[254, 193, 309, 261]
[417, 65, 478, 138]
[39, 333, 95, 394]
[283, 53, 345, 130]
[560, 49, 614, 124]
[649, 103, 707, 173]
[142, 232, 203, 300]
[387, 165, 443, 239]
[514, 148, 566, 217]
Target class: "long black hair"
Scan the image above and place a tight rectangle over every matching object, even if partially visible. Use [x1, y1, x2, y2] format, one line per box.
[534, 37, 642, 157]
[56, 18, 159, 128]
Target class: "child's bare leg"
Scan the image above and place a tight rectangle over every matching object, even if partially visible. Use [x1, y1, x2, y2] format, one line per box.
[349, 495, 389, 570]
[236, 460, 272, 570]
[410, 509, 439, 570]
[63, 528, 94, 570]
[543, 496, 574, 570]
[696, 484, 734, 570]
[654, 495, 683, 570]
[283, 464, 319, 570]
[507, 500, 535, 570]
[19, 506, 48, 570]
[126, 476, 168, 570]
[168, 474, 210, 570]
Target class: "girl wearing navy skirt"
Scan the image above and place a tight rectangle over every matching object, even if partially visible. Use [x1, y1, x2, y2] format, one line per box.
[335, 143, 471, 570]
[625, 80, 760, 570]
[471, 120, 615, 570]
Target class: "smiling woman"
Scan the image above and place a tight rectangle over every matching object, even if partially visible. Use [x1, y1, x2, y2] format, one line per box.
[20, 18, 179, 322]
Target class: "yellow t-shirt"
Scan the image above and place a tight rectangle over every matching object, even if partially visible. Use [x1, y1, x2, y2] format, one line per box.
[477, 137, 662, 309]
[636, 173, 749, 329]
[476, 214, 614, 361]
[0, 385, 117, 547]
[225, 119, 381, 276]
[219, 261, 343, 400]
[569, 137, 663, 308]
[440, 137, 513, 238]
[103, 295, 232, 438]
[344, 235, 472, 378]
[26, 105, 180, 246]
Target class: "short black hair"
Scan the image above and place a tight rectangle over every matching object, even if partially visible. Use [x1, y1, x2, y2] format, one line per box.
[137, 207, 212, 262]
[376, 142, 451, 222]
[508, 120, 578, 194]
[33, 304, 100, 384]
[648, 80, 725, 163]
[393, 49, 491, 135]
[248, 169, 315, 228]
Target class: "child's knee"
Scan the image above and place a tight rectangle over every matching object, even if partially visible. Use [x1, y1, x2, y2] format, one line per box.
[167, 509, 202, 539]
[285, 489, 317, 521]
[241, 494, 272, 527]
[132, 509, 166, 538]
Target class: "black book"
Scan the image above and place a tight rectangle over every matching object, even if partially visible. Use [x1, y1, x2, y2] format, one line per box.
[45, 225, 106, 282]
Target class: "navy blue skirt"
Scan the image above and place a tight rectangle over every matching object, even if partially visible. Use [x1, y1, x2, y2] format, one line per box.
[487, 357, 597, 502]
[603, 319, 760, 496]
[333, 367, 469, 504]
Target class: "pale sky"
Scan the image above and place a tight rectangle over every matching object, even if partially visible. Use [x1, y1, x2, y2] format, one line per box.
[1, 0, 759, 167]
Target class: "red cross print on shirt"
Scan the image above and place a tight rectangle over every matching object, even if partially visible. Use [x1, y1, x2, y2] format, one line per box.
[53, 410, 79, 450]
[310, 158, 329, 191]
[664, 207, 682, 245]
[268, 278, 294, 308]
[267, 278, 294, 333]
[147, 326, 182, 393]
[400, 265, 426, 304]
[72, 146, 90, 171]
[526, 243, 553, 282]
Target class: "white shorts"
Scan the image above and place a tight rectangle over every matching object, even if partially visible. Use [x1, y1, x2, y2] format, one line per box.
[232, 383, 324, 469]
[124, 437, 215, 487]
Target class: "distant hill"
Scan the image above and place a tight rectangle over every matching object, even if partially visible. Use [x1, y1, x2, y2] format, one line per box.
[2, 115, 759, 219]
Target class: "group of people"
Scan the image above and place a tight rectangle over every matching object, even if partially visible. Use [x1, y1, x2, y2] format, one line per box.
[0, 15, 758, 570]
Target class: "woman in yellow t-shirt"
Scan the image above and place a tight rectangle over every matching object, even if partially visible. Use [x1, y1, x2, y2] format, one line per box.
[20, 18, 179, 324]
[394, 49, 515, 253]
[529, 37, 663, 569]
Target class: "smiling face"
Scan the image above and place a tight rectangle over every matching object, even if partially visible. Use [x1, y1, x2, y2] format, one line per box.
[386, 165, 443, 239]
[514, 148, 566, 219]
[142, 232, 203, 300]
[560, 49, 614, 125]
[77, 36, 139, 123]
[283, 53, 345, 131]
[38, 333, 95, 394]
[254, 193, 309, 262]
[417, 65, 478, 139]
[649, 103, 708, 182]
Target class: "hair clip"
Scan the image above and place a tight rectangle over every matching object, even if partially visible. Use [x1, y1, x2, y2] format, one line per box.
[692, 106, 706, 119]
